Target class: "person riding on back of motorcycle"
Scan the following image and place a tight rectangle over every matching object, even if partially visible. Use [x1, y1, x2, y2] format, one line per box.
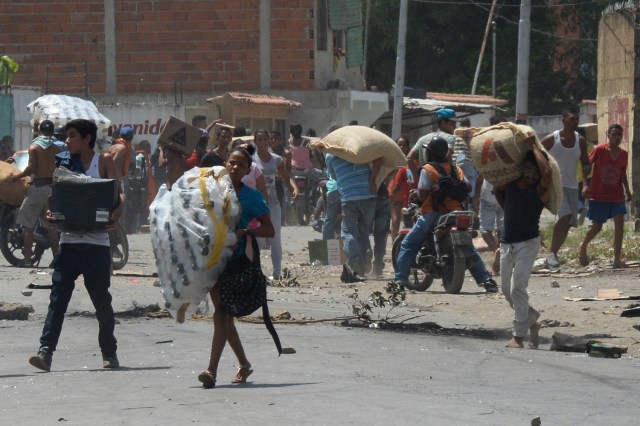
[389, 136, 498, 293]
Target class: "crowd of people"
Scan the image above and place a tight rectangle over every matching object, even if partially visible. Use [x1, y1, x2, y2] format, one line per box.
[5, 108, 632, 383]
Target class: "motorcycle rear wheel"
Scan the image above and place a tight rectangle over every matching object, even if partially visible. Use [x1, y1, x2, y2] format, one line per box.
[295, 197, 309, 226]
[440, 236, 465, 294]
[391, 233, 433, 291]
[0, 221, 46, 267]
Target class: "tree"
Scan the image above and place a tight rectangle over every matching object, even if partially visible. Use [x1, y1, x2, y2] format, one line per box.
[364, 0, 610, 116]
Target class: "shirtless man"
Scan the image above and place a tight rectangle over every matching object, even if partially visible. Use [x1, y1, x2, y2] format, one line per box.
[10, 120, 61, 266]
[109, 126, 135, 231]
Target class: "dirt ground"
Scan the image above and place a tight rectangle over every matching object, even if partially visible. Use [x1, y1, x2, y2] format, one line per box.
[263, 229, 640, 356]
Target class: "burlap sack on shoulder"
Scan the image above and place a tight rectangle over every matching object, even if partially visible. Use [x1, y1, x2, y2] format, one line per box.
[0, 162, 29, 206]
[309, 126, 406, 189]
[470, 123, 562, 215]
[454, 127, 484, 139]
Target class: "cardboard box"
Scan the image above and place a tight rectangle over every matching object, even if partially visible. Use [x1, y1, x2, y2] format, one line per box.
[158, 116, 203, 155]
[50, 179, 119, 231]
[308, 239, 346, 266]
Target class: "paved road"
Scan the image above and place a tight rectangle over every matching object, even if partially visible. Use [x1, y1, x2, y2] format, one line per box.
[1, 230, 637, 425]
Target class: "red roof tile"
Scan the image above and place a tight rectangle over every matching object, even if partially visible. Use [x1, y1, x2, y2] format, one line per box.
[427, 92, 508, 106]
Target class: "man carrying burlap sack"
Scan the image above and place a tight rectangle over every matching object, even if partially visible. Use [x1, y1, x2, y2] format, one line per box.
[494, 138, 552, 349]
[540, 108, 590, 269]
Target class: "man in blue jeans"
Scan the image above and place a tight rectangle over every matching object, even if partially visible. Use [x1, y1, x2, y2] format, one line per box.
[325, 153, 383, 282]
[28, 119, 125, 372]
[390, 136, 497, 293]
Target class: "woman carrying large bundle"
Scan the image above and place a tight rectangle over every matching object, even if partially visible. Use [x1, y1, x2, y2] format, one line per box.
[198, 147, 275, 389]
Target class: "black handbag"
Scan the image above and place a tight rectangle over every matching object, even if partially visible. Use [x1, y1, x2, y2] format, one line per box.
[219, 233, 282, 354]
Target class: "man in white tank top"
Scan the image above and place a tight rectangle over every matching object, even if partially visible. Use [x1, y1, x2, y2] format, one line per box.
[540, 108, 590, 269]
[28, 119, 125, 372]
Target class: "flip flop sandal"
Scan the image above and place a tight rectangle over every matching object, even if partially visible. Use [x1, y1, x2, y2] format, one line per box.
[198, 370, 216, 389]
[231, 365, 253, 384]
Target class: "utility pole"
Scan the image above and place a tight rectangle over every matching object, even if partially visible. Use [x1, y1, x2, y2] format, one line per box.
[392, 0, 408, 140]
[515, 0, 531, 122]
[492, 20, 496, 98]
[471, 0, 498, 95]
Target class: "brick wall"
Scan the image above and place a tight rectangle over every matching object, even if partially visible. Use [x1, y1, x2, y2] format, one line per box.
[1, 0, 315, 96]
[271, 0, 315, 90]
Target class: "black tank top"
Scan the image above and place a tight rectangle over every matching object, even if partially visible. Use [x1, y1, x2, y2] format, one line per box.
[501, 181, 544, 244]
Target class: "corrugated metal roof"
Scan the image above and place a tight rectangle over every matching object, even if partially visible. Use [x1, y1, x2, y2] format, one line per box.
[403, 97, 490, 111]
[207, 92, 302, 108]
[427, 92, 508, 107]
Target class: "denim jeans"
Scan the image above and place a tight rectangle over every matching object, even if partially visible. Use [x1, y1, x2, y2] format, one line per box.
[258, 202, 282, 278]
[322, 190, 341, 240]
[395, 212, 440, 282]
[372, 195, 391, 271]
[341, 197, 376, 273]
[40, 243, 117, 354]
[395, 212, 492, 284]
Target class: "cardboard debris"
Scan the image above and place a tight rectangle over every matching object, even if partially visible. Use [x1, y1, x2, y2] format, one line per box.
[565, 288, 640, 302]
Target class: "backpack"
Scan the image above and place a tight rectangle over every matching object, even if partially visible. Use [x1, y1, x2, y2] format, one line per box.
[428, 161, 469, 209]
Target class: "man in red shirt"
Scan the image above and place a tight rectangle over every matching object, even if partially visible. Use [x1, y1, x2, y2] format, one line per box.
[579, 124, 632, 268]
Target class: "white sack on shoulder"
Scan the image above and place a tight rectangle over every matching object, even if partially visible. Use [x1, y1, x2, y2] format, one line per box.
[149, 166, 239, 323]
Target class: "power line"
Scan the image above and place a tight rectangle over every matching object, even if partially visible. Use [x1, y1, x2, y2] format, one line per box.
[410, 0, 614, 7]
[409, 0, 599, 42]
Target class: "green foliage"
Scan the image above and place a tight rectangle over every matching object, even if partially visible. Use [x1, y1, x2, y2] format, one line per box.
[348, 281, 406, 324]
[363, 0, 611, 115]
[540, 221, 640, 264]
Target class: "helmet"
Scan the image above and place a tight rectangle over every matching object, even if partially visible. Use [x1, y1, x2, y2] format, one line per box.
[54, 125, 66, 139]
[39, 120, 55, 133]
[426, 136, 450, 160]
[119, 126, 134, 138]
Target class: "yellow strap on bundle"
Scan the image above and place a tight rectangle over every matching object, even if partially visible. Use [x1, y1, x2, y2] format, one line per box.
[199, 168, 230, 269]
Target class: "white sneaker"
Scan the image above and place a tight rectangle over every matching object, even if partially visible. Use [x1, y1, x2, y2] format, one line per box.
[545, 253, 560, 269]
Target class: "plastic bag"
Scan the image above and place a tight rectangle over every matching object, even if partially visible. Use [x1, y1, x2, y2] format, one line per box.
[149, 166, 239, 322]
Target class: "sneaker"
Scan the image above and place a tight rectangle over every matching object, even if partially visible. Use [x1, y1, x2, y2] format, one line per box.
[481, 279, 499, 293]
[340, 264, 367, 283]
[29, 347, 52, 372]
[102, 352, 120, 369]
[545, 253, 560, 269]
[18, 259, 34, 268]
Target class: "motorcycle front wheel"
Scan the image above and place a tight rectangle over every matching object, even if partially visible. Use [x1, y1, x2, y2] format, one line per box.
[440, 235, 466, 294]
[391, 232, 433, 292]
[0, 221, 46, 267]
[109, 224, 129, 270]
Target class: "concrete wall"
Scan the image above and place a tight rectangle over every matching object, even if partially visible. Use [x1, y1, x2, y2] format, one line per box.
[597, 8, 638, 218]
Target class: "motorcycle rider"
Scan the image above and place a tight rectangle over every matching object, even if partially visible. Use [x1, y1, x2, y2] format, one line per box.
[389, 136, 498, 293]
[9, 120, 61, 267]
[289, 123, 323, 223]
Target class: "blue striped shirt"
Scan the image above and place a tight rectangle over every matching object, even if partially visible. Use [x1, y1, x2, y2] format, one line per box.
[325, 154, 374, 202]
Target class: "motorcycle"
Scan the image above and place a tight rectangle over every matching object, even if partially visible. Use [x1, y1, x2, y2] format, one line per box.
[291, 169, 324, 226]
[0, 201, 48, 266]
[0, 200, 129, 270]
[391, 204, 478, 294]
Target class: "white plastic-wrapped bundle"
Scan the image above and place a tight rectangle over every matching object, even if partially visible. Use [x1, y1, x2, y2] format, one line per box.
[149, 166, 239, 323]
